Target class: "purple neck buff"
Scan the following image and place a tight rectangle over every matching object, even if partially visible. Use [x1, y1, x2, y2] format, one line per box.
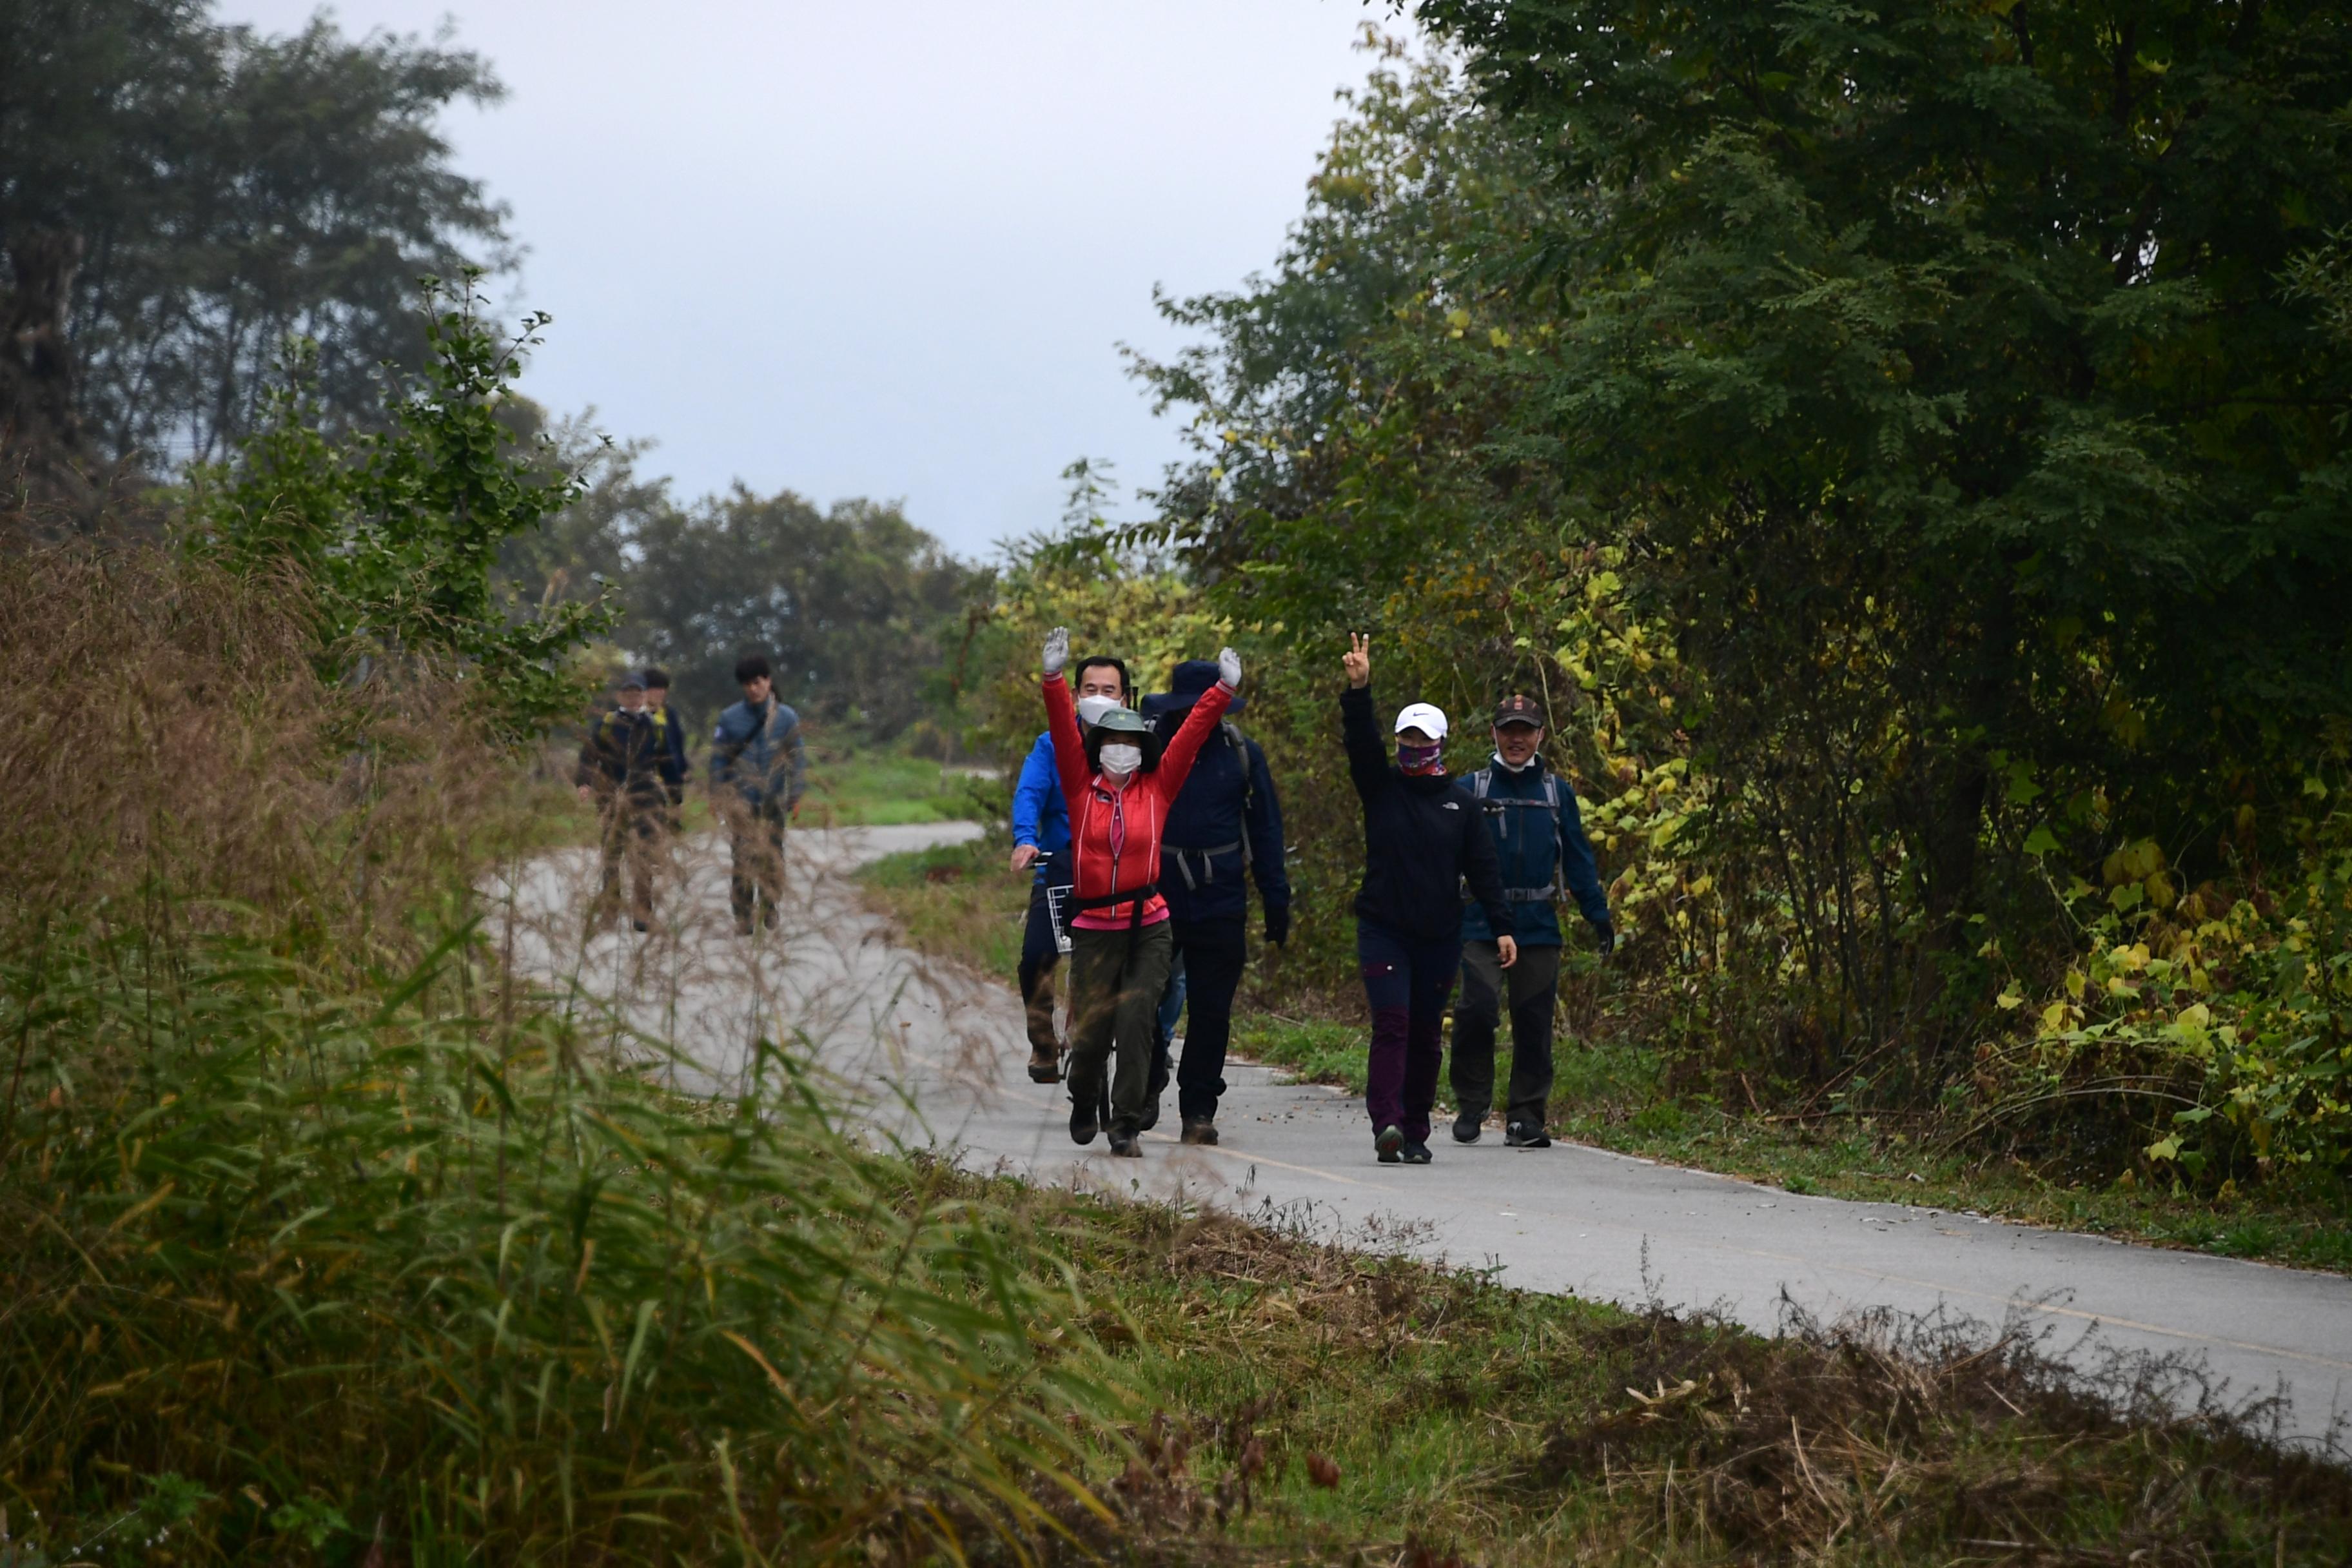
[1396, 740, 1446, 776]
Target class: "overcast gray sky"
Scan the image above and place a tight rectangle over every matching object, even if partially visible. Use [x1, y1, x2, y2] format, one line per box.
[217, 1, 1387, 558]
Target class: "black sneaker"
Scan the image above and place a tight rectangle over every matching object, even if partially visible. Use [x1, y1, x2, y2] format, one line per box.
[632, 919, 650, 934]
[1069, 1093, 1100, 1146]
[1107, 1128, 1141, 1158]
[1451, 1113, 1483, 1144]
[1375, 1124, 1404, 1164]
[1179, 1115, 1219, 1146]
[1401, 1141, 1433, 1164]
[1026, 1048, 1063, 1084]
[1505, 1122, 1552, 1149]
[1137, 1098, 1162, 1132]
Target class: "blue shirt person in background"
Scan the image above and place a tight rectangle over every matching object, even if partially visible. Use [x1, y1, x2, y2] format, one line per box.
[1141, 659, 1291, 1146]
[1009, 652, 1130, 1083]
[710, 652, 807, 937]
[1451, 692, 1614, 1149]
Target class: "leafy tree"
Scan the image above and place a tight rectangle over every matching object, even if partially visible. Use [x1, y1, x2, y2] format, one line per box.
[620, 487, 974, 736]
[190, 275, 609, 734]
[0, 0, 507, 463]
[1406, 0, 2352, 1034]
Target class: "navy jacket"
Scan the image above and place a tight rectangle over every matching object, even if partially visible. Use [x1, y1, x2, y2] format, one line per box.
[1146, 711, 1289, 926]
[1342, 684, 1510, 943]
[576, 709, 665, 808]
[710, 698, 807, 812]
[1457, 758, 1612, 946]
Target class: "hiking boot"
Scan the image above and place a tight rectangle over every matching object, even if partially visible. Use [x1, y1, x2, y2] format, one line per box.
[1107, 1126, 1142, 1158]
[1137, 1097, 1162, 1132]
[1179, 1115, 1219, 1147]
[1069, 1092, 1100, 1146]
[734, 916, 754, 937]
[1401, 1140, 1433, 1165]
[1505, 1121, 1552, 1149]
[1451, 1113, 1483, 1144]
[1026, 1046, 1063, 1084]
[1375, 1124, 1404, 1164]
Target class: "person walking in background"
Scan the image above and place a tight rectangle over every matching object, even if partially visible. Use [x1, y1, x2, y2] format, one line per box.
[710, 652, 806, 936]
[1339, 633, 1514, 1164]
[1142, 658, 1290, 1146]
[575, 669, 665, 934]
[642, 667, 689, 832]
[1452, 694, 1615, 1149]
[1010, 653, 1133, 1083]
[1041, 627, 1240, 1157]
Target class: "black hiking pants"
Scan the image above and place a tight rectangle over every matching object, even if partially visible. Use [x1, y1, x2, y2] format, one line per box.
[1449, 940, 1563, 1131]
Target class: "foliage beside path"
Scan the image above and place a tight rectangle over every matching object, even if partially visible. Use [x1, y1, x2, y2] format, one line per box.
[861, 839, 2352, 1275]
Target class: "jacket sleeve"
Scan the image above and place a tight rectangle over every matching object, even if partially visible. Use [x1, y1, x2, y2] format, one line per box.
[1460, 789, 1513, 937]
[709, 714, 741, 791]
[1011, 735, 1054, 848]
[1557, 779, 1612, 928]
[1043, 673, 1089, 806]
[781, 711, 808, 806]
[574, 723, 604, 790]
[1154, 680, 1234, 798]
[1244, 738, 1289, 912]
[660, 718, 689, 796]
[1339, 683, 1389, 803]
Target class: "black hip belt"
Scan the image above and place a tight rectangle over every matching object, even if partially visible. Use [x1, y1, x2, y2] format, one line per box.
[1070, 881, 1161, 916]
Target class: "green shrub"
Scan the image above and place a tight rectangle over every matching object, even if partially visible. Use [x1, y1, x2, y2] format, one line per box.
[0, 916, 1117, 1565]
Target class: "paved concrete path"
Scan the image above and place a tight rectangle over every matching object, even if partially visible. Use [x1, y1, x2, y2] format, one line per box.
[491, 821, 2352, 1445]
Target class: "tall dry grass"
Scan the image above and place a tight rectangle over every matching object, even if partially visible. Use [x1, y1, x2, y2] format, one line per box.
[0, 542, 1117, 1564]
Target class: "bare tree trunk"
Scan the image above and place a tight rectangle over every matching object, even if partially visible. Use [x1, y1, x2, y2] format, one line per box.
[1, 230, 86, 450]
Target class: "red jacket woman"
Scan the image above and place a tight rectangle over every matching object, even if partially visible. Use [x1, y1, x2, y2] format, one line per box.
[1044, 665, 1235, 930]
[1038, 629, 1240, 1155]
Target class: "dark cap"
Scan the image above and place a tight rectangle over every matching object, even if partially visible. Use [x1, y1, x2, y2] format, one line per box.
[617, 670, 647, 692]
[1492, 694, 1545, 729]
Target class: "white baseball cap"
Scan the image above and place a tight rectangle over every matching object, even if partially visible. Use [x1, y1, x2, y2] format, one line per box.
[1393, 701, 1449, 740]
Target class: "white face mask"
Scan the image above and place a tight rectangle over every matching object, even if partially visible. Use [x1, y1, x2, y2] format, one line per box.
[1097, 743, 1142, 778]
[1076, 694, 1120, 727]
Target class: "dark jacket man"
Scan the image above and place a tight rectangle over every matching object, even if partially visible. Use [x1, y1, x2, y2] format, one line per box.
[1142, 660, 1293, 1142]
[576, 705, 665, 810]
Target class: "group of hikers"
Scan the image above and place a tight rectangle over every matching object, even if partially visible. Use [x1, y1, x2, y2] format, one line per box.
[575, 631, 1615, 1165]
[1017, 629, 1614, 1163]
[573, 654, 808, 936]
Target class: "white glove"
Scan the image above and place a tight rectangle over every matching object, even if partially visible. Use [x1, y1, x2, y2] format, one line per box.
[1217, 645, 1242, 691]
[1042, 626, 1070, 676]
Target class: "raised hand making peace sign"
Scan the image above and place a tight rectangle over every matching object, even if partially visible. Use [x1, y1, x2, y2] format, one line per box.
[1342, 631, 1371, 689]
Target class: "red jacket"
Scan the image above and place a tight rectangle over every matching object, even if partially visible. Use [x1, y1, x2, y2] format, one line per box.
[1043, 671, 1235, 928]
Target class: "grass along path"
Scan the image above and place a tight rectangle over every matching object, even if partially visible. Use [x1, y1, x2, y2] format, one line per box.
[862, 836, 2352, 1278]
[985, 1168, 2352, 1563]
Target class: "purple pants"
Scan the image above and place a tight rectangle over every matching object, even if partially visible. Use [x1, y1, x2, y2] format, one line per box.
[1358, 919, 1462, 1143]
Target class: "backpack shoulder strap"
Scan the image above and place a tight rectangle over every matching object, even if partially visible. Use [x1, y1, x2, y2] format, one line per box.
[1470, 767, 1492, 801]
[1224, 720, 1254, 870]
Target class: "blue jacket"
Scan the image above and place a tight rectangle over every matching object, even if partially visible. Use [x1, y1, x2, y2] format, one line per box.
[1458, 758, 1612, 947]
[710, 698, 806, 811]
[1150, 714, 1289, 926]
[1010, 732, 1070, 881]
